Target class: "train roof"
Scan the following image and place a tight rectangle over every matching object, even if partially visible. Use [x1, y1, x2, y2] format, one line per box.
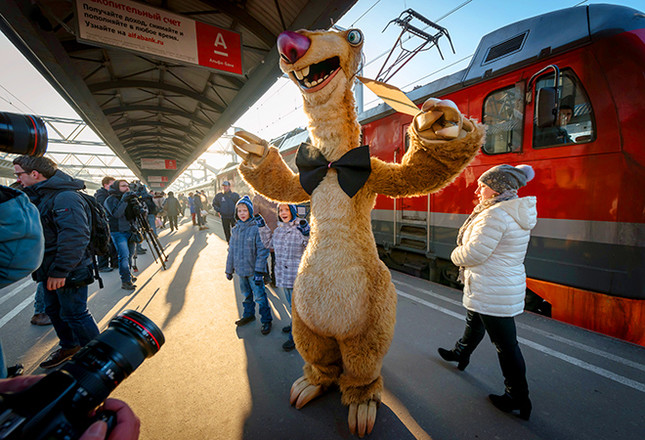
[359, 3, 644, 124]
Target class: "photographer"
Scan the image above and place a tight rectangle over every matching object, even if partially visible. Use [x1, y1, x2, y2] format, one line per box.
[13, 156, 100, 369]
[103, 180, 138, 291]
[0, 376, 140, 440]
[94, 177, 117, 273]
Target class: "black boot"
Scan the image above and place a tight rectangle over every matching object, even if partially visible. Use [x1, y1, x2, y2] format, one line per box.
[489, 393, 532, 420]
[437, 344, 470, 371]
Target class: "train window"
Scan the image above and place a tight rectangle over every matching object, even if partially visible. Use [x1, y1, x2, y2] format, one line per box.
[482, 85, 524, 154]
[533, 70, 595, 148]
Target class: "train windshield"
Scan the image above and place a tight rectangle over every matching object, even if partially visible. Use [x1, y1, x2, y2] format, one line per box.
[533, 70, 595, 148]
[482, 85, 524, 154]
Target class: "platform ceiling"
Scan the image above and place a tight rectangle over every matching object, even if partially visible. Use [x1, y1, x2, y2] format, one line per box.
[0, 0, 356, 188]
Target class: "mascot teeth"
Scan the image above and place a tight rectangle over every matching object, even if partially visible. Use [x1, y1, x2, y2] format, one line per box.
[292, 57, 340, 90]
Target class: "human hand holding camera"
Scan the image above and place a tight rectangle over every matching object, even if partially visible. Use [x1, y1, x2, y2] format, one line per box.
[0, 377, 140, 440]
[80, 399, 140, 440]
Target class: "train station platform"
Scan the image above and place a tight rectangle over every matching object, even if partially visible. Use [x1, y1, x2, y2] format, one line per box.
[1, 213, 644, 440]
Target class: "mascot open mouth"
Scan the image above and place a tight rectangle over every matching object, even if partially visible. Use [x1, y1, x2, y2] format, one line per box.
[290, 56, 341, 93]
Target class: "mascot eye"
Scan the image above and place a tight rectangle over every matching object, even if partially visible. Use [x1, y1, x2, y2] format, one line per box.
[346, 29, 363, 46]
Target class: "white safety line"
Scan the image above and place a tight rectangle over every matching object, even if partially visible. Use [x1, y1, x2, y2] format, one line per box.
[395, 279, 462, 307]
[395, 290, 645, 394]
[518, 338, 645, 393]
[0, 296, 33, 330]
[0, 279, 33, 307]
[393, 278, 645, 372]
[522, 325, 645, 373]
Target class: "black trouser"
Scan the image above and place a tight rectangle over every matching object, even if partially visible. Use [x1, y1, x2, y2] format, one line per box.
[168, 215, 178, 230]
[97, 237, 117, 269]
[222, 216, 235, 242]
[458, 310, 528, 398]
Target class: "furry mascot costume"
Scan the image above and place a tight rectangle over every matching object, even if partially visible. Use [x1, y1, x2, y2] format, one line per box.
[232, 28, 485, 436]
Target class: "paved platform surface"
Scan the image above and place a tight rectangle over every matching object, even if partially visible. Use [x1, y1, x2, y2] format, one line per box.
[1, 214, 644, 439]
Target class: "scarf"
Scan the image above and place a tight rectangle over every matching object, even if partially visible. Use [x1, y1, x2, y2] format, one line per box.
[456, 189, 518, 282]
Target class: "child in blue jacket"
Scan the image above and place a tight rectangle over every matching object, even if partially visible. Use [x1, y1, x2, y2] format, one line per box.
[270, 204, 309, 351]
[225, 196, 272, 334]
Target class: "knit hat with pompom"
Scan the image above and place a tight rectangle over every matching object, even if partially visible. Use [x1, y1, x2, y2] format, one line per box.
[478, 164, 535, 193]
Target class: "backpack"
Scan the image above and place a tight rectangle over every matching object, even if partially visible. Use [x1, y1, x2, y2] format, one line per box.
[80, 192, 112, 289]
[79, 192, 111, 257]
[46, 191, 111, 289]
[144, 196, 158, 216]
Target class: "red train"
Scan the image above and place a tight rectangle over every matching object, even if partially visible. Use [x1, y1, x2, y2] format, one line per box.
[218, 4, 645, 346]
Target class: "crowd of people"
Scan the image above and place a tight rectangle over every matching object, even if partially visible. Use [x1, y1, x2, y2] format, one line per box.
[0, 155, 539, 437]
[0, 155, 223, 439]
[2, 155, 140, 439]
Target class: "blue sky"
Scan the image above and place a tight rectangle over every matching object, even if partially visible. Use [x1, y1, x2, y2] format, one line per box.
[0, 0, 643, 174]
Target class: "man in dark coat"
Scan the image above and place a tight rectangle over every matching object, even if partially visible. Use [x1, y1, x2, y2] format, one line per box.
[94, 176, 117, 272]
[104, 180, 138, 290]
[212, 181, 240, 242]
[13, 156, 100, 369]
[163, 191, 181, 231]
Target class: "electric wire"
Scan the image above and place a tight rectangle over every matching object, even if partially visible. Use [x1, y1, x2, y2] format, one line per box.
[350, 0, 383, 28]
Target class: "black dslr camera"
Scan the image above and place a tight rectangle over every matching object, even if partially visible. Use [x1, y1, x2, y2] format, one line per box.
[0, 310, 164, 440]
[128, 181, 147, 195]
[0, 112, 48, 156]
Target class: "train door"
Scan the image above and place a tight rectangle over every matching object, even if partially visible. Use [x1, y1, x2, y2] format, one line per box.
[397, 123, 430, 254]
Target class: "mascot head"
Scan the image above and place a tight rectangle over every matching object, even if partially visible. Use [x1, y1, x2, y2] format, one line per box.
[277, 28, 364, 106]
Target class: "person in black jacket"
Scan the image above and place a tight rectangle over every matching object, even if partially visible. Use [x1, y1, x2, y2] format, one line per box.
[13, 156, 100, 369]
[94, 176, 117, 272]
[212, 181, 240, 242]
[163, 191, 181, 232]
[103, 180, 138, 291]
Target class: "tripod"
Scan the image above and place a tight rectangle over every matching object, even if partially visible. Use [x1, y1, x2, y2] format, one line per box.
[133, 208, 168, 270]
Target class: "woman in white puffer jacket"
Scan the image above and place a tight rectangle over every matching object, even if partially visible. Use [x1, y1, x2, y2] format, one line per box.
[438, 164, 537, 420]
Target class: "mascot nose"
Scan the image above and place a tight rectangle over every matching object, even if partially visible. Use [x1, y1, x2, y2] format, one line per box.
[277, 31, 311, 64]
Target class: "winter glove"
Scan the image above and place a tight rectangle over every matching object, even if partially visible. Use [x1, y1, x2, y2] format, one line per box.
[253, 272, 264, 285]
[296, 219, 310, 236]
[226, 273, 233, 281]
[254, 214, 266, 228]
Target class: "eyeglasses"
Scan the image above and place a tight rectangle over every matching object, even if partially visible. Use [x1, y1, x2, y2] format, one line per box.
[14, 171, 29, 178]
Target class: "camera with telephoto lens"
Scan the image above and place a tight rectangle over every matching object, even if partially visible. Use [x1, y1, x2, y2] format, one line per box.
[0, 112, 48, 157]
[0, 310, 164, 440]
[128, 181, 147, 195]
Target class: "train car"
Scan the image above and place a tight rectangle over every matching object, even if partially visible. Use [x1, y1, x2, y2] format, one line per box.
[358, 3, 645, 345]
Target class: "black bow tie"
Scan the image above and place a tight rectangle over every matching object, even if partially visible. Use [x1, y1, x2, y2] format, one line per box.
[296, 143, 371, 198]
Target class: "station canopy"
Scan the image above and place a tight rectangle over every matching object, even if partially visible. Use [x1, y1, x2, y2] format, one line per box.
[0, 0, 357, 188]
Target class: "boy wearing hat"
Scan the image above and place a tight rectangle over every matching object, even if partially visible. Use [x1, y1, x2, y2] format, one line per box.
[225, 196, 272, 335]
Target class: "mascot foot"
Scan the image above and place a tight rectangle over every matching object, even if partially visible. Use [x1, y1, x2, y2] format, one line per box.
[290, 376, 326, 409]
[348, 400, 378, 437]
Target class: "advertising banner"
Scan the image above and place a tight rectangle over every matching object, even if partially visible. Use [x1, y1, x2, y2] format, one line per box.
[141, 158, 176, 169]
[76, 0, 243, 75]
[147, 176, 169, 182]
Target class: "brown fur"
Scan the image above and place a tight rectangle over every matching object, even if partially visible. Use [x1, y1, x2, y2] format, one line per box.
[238, 28, 484, 407]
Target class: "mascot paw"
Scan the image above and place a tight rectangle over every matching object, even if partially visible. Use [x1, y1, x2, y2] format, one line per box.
[289, 376, 325, 409]
[232, 130, 270, 167]
[413, 98, 475, 141]
[348, 400, 378, 438]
